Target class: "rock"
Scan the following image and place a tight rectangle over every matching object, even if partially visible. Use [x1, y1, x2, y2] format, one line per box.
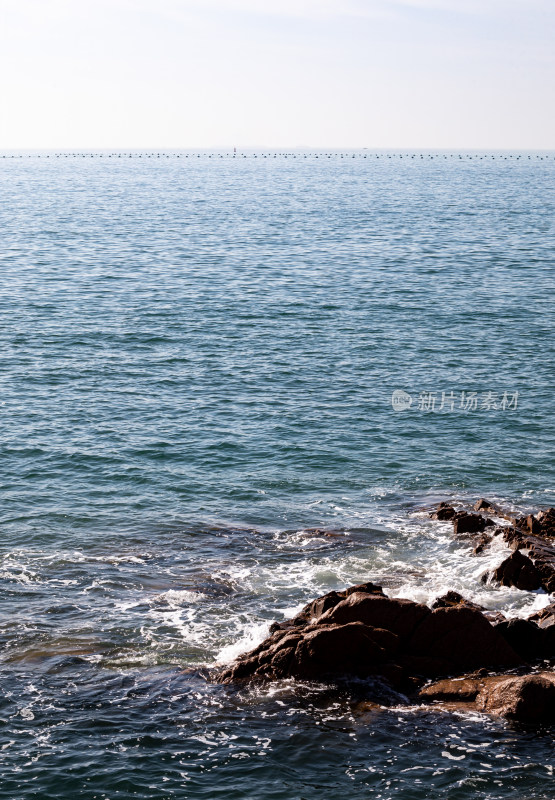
[290, 622, 398, 680]
[318, 593, 430, 639]
[536, 508, 555, 537]
[431, 591, 505, 624]
[407, 606, 522, 673]
[419, 677, 482, 702]
[419, 671, 555, 722]
[431, 591, 484, 612]
[528, 603, 555, 628]
[453, 512, 487, 536]
[215, 585, 523, 687]
[491, 550, 542, 591]
[474, 498, 499, 514]
[526, 605, 555, 657]
[287, 582, 386, 629]
[476, 674, 555, 723]
[431, 502, 457, 521]
[495, 618, 544, 660]
[473, 533, 493, 554]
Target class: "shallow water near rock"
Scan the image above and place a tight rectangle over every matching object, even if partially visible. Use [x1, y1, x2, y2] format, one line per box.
[1, 151, 554, 798]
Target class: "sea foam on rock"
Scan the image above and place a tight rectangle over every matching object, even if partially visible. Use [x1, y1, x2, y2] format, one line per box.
[213, 500, 555, 724]
[215, 584, 523, 689]
[430, 499, 555, 595]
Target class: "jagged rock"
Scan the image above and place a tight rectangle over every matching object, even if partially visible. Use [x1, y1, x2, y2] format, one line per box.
[432, 503, 555, 594]
[473, 533, 493, 554]
[431, 591, 484, 612]
[453, 512, 488, 536]
[290, 622, 397, 680]
[431, 502, 457, 521]
[536, 508, 555, 537]
[407, 606, 522, 673]
[495, 618, 545, 660]
[474, 498, 499, 514]
[216, 585, 523, 687]
[269, 582, 386, 633]
[528, 603, 555, 628]
[431, 591, 505, 624]
[491, 550, 542, 591]
[476, 674, 555, 722]
[419, 671, 555, 722]
[419, 676, 482, 702]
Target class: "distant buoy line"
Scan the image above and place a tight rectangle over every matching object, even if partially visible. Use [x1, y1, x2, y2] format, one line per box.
[1, 152, 553, 160]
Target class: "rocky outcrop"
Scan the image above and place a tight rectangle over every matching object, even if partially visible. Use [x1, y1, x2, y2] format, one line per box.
[419, 672, 555, 723]
[216, 584, 523, 688]
[491, 550, 542, 591]
[213, 498, 555, 728]
[431, 500, 555, 595]
[477, 674, 555, 722]
[430, 503, 491, 535]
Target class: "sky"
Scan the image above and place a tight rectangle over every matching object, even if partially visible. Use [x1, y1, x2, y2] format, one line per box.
[0, 0, 553, 149]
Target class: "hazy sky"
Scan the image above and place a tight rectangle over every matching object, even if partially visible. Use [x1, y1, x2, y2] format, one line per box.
[0, 0, 553, 149]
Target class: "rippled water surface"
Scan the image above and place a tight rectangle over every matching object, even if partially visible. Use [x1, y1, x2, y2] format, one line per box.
[1, 151, 554, 798]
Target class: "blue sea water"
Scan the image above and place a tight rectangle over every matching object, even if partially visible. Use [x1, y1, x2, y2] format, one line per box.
[1, 150, 554, 799]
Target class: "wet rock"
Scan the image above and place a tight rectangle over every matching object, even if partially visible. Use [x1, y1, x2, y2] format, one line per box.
[430, 591, 504, 624]
[215, 585, 523, 687]
[536, 508, 555, 537]
[474, 498, 500, 514]
[476, 673, 555, 723]
[431, 591, 484, 612]
[419, 677, 482, 702]
[407, 606, 522, 673]
[318, 593, 430, 640]
[525, 605, 555, 658]
[453, 512, 488, 536]
[473, 533, 493, 555]
[495, 618, 544, 660]
[491, 550, 542, 591]
[431, 502, 457, 521]
[283, 582, 386, 630]
[528, 603, 555, 628]
[290, 622, 398, 680]
[345, 582, 385, 597]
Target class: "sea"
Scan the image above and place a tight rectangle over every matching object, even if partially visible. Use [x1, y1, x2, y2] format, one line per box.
[1, 150, 554, 799]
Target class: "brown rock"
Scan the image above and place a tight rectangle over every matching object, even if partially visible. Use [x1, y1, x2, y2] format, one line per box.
[431, 591, 484, 612]
[431, 502, 457, 521]
[474, 498, 499, 514]
[291, 622, 397, 680]
[288, 583, 386, 628]
[491, 550, 542, 591]
[407, 606, 523, 672]
[318, 593, 430, 639]
[419, 677, 482, 702]
[453, 512, 487, 536]
[473, 534, 493, 554]
[345, 582, 385, 597]
[216, 584, 523, 687]
[528, 603, 555, 628]
[396, 654, 453, 679]
[495, 618, 544, 660]
[476, 673, 555, 722]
